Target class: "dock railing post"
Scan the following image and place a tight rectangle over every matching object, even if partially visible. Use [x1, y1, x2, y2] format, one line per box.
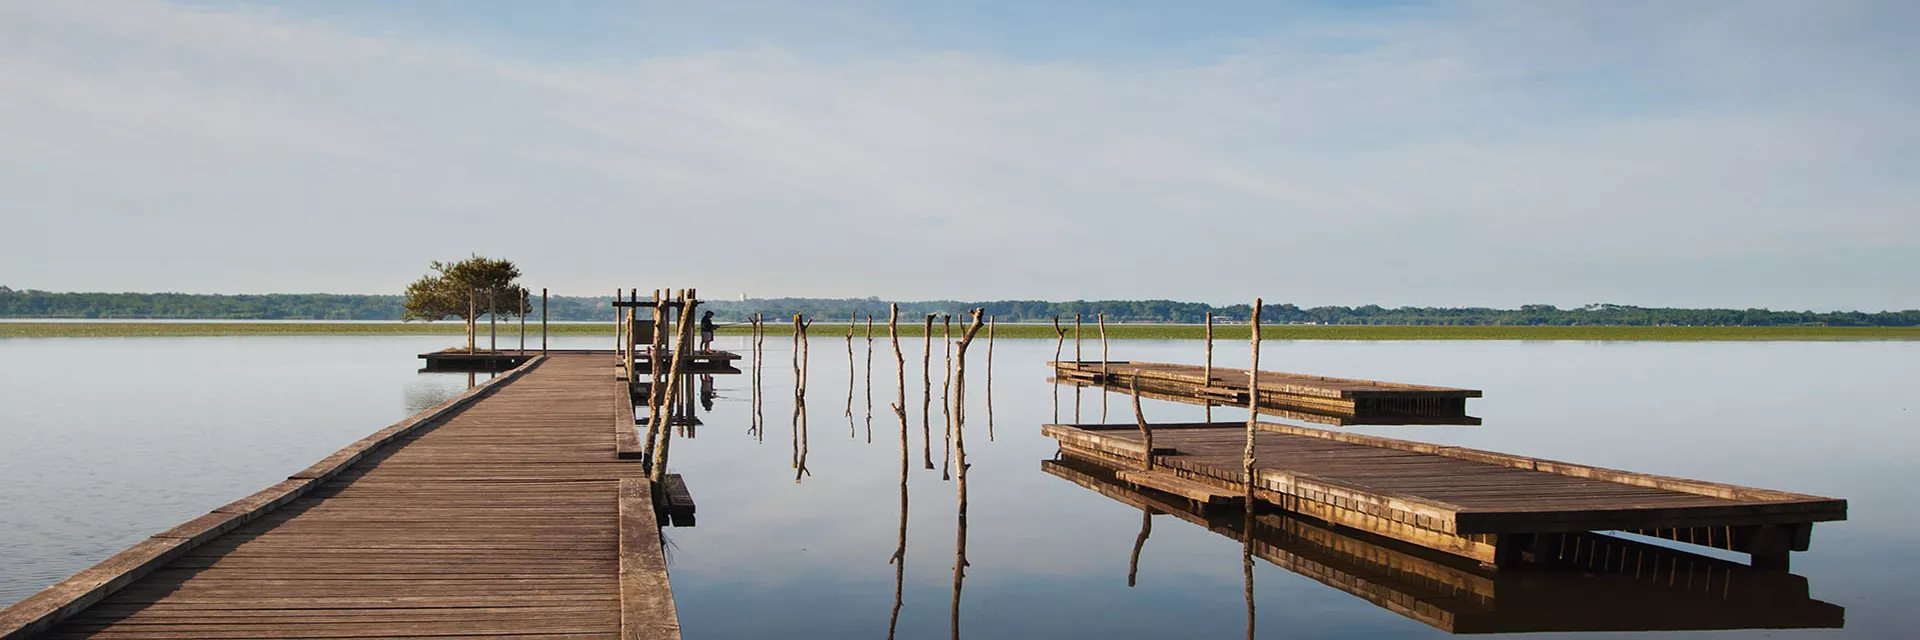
[613, 288, 623, 359]
[518, 288, 526, 356]
[488, 287, 497, 354]
[540, 288, 548, 354]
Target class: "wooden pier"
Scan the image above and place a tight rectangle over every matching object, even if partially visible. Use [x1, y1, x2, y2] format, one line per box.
[1045, 421, 1845, 570]
[1053, 360, 1481, 425]
[1044, 455, 1845, 633]
[0, 353, 682, 639]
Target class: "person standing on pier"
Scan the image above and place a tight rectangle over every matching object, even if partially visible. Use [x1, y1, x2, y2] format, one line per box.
[700, 311, 717, 351]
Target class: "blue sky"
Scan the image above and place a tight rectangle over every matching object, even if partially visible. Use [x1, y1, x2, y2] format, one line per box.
[2, 0, 1914, 309]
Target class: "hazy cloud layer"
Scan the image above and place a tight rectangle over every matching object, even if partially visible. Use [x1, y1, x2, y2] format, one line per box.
[2, 0, 1914, 309]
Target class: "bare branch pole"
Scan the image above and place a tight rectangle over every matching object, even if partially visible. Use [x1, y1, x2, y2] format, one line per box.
[1244, 298, 1262, 501]
[754, 313, 765, 441]
[643, 290, 664, 465]
[1243, 300, 1262, 640]
[941, 314, 953, 481]
[847, 312, 858, 435]
[1099, 311, 1111, 422]
[886, 303, 908, 640]
[949, 309, 984, 640]
[748, 312, 760, 438]
[651, 289, 699, 483]
[1051, 316, 1066, 423]
[921, 314, 935, 470]
[1131, 375, 1153, 471]
[1205, 311, 1214, 423]
[986, 315, 996, 442]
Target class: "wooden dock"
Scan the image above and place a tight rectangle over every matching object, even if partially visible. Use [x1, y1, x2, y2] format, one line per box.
[1045, 421, 1845, 570]
[0, 353, 681, 639]
[1052, 360, 1481, 425]
[1044, 455, 1845, 633]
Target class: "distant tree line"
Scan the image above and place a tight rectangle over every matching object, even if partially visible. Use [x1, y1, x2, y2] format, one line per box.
[3, 287, 1915, 326]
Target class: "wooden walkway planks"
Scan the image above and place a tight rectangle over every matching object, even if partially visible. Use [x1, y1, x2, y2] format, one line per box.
[4, 353, 679, 640]
[1053, 360, 1481, 424]
[1045, 421, 1845, 568]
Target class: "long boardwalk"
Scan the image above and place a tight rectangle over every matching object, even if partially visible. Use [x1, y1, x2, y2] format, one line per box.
[1046, 421, 1846, 570]
[1, 353, 678, 639]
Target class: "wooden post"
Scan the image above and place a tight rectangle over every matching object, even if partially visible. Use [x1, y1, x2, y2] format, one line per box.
[1051, 316, 1066, 423]
[645, 290, 665, 464]
[921, 314, 935, 470]
[1245, 298, 1262, 505]
[467, 288, 476, 354]
[1205, 311, 1214, 423]
[986, 315, 995, 442]
[846, 312, 857, 426]
[651, 289, 698, 483]
[1074, 314, 1082, 363]
[941, 314, 953, 481]
[1132, 375, 1153, 471]
[488, 287, 497, 354]
[887, 302, 909, 638]
[949, 309, 984, 640]
[865, 314, 874, 443]
[540, 288, 548, 354]
[1098, 312, 1109, 380]
[625, 290, 637, 384]
[613, 288, 623, 358]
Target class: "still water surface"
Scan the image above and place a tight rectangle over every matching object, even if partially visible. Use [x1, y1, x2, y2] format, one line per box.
[1, 335, 1914, 637]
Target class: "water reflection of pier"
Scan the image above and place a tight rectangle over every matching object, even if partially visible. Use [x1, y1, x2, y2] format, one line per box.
[1044, 455, 1845, 634]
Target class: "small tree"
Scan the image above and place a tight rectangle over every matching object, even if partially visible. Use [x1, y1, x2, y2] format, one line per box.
[403, 256, 527, 351]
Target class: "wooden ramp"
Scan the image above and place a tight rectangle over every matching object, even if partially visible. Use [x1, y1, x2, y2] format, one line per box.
[0, 353, 680, 639]
[1044, 421, 1845, 570]
[1043, 456, 1845, 634]
[1053, 360, 1481, 425]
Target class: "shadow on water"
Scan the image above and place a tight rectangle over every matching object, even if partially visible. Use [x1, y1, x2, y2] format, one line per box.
[1043, 453, 1846, 635]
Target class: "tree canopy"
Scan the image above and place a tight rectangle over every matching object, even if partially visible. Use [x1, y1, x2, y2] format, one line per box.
[401, 256, 527, 322]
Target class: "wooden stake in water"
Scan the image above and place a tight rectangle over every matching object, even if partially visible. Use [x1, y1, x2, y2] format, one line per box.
[1132, 375, 1152, 471]
[921, 314, 935, 470]
[1244, 298, 1262, 499]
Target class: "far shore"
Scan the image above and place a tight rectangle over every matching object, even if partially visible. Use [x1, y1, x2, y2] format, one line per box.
[3, 321, 1917, 341]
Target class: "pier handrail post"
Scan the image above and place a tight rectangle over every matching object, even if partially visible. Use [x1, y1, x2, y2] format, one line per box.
[1099, 312, 1109, 381]
[488, 287, 497, 354]
[540, 287, 548, 354]
[613, 288, 623, 359]
[626, 288, 638, 384]
[518, 288, 526, 356]
[1205, 311, 1214, 423]
[652, 288, 697, 483]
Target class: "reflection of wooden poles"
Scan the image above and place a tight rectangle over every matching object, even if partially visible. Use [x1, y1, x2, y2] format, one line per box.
[1128, 508, 1152, 588]
[651, 289, 698, 482]
[865, 314, 874, 443]
[921, 314, 935, 470]
[887, 304, 909, 640]
[949, 309, 983, 640]
[846, 312, 857, 433]
[1131, 375, 1153, 471]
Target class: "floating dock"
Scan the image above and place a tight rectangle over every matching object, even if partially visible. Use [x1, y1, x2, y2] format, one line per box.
[0, 353, 683, 639]
[1044, 455, 1845, 634]
[1053, 360, 1481, 425]
[1044, 421, 1845, 570]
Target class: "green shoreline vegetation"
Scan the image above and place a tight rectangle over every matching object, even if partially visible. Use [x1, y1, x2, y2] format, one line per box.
[5, 322, 1917, 341]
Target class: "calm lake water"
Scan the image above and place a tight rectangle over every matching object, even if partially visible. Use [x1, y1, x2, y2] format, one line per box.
[2, 334, 1915, 637]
